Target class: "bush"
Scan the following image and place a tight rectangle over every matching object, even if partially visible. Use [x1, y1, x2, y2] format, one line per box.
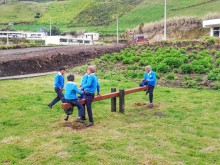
[162, 57, 183, 68]
[156, 63, 169, 73]
[183, 80, 198, 88]
[166, 73, 176, 80]
[216, 58, 220, 66]
[208, 69, 220, 81]
[194, 76, 203, 81]
[180, 64, 193, 74]
[122, 58, 133, 64]
[202, 36, 215, 45]
[191, 64, 207, 74]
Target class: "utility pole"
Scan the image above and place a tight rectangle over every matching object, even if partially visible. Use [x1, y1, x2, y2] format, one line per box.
[50, 17, 52, 36]
[116, 16, 119, 44]
[164, 0, 167, 41]
[7, 33, 9, 45]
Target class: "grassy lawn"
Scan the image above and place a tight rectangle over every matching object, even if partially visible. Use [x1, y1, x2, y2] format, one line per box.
[0, 73, 219, 164]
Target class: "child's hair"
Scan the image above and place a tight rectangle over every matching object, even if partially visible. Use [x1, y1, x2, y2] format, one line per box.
[88, 65, 96, 73]
[145, 65, 152, 70]
[67, 74, 74, 81]
[59, 66, 66, 71]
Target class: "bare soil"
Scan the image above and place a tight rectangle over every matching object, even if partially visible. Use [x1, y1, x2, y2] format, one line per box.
[0, 44, 126, 77]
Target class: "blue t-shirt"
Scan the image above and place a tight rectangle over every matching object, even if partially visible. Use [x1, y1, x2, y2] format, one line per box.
[54, 72, 64, 89]
[65, 82, 83, 100]
[80, 73, 88, 87]
[81, 73, 100, 94]
[143, 71, 156, 86]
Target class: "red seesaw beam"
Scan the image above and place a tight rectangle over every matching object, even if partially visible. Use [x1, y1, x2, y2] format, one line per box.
[61, 86, 148, 109]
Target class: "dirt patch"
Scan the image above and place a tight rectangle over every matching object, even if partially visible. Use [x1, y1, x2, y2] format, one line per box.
[0, 44, 126, 77]
[62, 121, 87, 131]
[134, 102, 147, 106]
[154, 112, 166, 118]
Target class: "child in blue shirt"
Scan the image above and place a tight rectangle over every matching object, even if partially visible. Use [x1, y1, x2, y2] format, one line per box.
[140, 65, 156, 108]
[78, 73, 88, 100]
[48, 66, 65, 109]
[64, 74, 85, 122]
[81, 65, 100, 127]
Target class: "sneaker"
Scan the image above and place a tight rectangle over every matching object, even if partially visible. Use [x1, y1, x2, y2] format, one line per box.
[64, 115, 69, 121]
[149, 103, 154, 108]
[48, 104, 52, 109]
[75, 118, 85, 123]
[86, 122, 94, 127]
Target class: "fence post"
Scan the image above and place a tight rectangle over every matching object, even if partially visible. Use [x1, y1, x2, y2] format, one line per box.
[111, 88, 117, 112]
[119, 89, 125, 113]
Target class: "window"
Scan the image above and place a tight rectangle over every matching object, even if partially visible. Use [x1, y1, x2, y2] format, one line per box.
[84, 40, 91, 44]
[213, 27, 220, 37]
[60, 38, 67, 42]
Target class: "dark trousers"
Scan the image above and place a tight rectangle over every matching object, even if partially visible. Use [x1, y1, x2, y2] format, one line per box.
[66, 99, 85, 117]
[85, 93, 95, 122]
[49, 87, 65, 106]
[148, 86, 155, 103]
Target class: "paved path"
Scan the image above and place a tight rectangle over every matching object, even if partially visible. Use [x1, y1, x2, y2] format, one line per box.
[0, 71, 56, 80]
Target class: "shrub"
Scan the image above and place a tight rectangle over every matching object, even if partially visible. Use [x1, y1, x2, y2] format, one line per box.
[125, 71, 138, 79]
[180, 64, 193, 74]
[156, 63, 169, 73]
[156, 72, 160, 79]
[162, 57, 183, 68]
[127, 64, 139, 70]
[183, 80, 198, 88]
[202, 36, 215, 45]
[208, 69, 220, 81]
[216, 58, 220, 66]
[183, 75, 190, 80]
[166, 73, 176, 80]
[122, 58, 133, 64]
[194, 76, 203, 81]
[192, 64, 207, 74]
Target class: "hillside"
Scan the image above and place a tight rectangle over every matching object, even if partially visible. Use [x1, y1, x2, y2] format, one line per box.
[0, 0, 220, 35]
[75, 40, 220, 90]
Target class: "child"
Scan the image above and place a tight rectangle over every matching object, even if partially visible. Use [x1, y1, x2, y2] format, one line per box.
[48, 66, 65, 108]
[141, 65, 156, 108]
[64, 74, 85, 123]
[78, 72, 88, 100]
[81, 65, 100, 127]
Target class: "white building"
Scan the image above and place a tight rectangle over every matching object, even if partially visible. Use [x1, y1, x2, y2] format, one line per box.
[78, 32, 99, 41]
[203, 19, 220, 37]
[45, 36, 93, 46]
[0, 31, 47, 40]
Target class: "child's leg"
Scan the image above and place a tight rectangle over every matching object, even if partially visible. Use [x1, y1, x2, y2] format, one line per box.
[148, 86, 155, 104]
[70, 100, 85, 119]
[85, 94, 95, 123]
[49, 88, 64, 107]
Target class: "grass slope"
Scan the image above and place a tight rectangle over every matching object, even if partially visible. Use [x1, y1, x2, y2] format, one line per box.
[0, 74, 220, 164]
[1, 0, 220, 35]
[0, 1, 48, 23]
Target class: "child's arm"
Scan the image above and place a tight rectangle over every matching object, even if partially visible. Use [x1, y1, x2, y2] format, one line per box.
[80, 74, 88, 87]
[97, 81, 100, 95]
[143, 73, 148, 81]
[74, 85, 84, 95]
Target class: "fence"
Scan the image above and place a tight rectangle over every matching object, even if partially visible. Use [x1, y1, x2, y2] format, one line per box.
[61, 86, 149, 113]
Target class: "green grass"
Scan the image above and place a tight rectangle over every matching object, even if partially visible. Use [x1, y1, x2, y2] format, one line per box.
[0, 1, 49, 23]
[1, 0, 220, 35]
[0, 73, 220, 164]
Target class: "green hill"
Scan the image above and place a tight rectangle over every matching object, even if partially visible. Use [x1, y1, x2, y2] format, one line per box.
[0, 0, 220, 35]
